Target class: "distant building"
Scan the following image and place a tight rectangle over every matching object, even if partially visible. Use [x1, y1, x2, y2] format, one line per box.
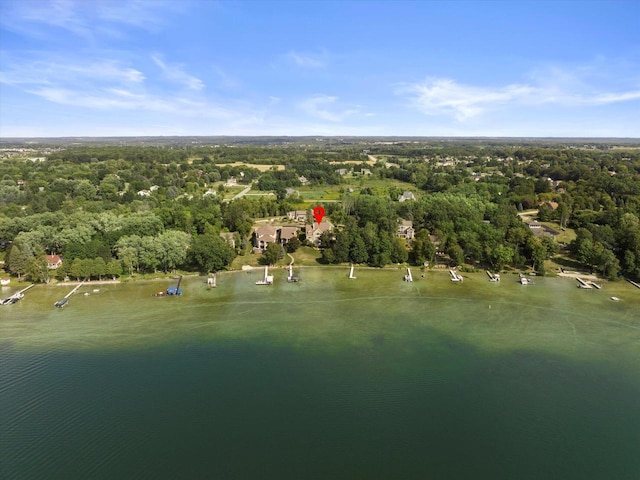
[224, 177, 239, 187]
[397, 220, 415, 240]
[203, 189, 217, 197]
[219, 232, 236, 249]
[298, 176, 309, 185]
[137, 190, 152, 197]
[1, 277, 10, 286]
[287, 210, 308, 222]
[45, 255, 63, 269]
[398, 191, 416, 202]
[335, 168, 348, 176]
[305, 221, 334, 247]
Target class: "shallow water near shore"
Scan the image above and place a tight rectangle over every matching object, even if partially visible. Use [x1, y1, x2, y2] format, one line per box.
[1, 269, 640, 479]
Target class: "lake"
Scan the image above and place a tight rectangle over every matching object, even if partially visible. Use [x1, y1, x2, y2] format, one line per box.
[1, 268, 639, 479]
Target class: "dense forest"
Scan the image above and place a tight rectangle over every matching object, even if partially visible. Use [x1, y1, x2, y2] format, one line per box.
[1, 140, 639, 282]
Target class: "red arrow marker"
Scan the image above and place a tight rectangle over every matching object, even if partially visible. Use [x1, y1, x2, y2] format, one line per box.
[313, 206, 325, 224]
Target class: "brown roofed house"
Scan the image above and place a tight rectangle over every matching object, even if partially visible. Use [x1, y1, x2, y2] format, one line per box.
[305, 221, 334, 247]
[45, 255, 63, 269]
[279, 226, 299, 245]
[253, 225, 278, 252]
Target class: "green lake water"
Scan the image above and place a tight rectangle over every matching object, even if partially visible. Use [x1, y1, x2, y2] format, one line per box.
[1, 268, 639, 479]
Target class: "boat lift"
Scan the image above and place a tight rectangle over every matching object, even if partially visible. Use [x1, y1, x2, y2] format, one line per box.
[1, 284, 35, 306]
[54, 280, 86, 308]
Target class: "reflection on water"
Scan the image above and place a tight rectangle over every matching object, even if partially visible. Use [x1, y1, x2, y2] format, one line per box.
[1, 270, 639, 479]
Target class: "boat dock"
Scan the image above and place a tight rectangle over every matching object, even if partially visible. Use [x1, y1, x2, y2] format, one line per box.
[486, 270, 500, 282]
[449, 270, 463, 282]
[589, 281, 602, 289]
[519, 274, 532, 285]
[207, 274, 217, 288]
[576, 278, 593, 289]
[256, 266, 274, 285]
[287, 264, 299, 282]
[404, 268, 413, 282]
[1, 283, 35, 306]
[349, 264, 356, 279]
[54, 280, 85, 308]
[627, 278, 640, 289]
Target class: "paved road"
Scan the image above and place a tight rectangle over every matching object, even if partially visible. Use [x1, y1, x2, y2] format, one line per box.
[227, 185, 252, 202]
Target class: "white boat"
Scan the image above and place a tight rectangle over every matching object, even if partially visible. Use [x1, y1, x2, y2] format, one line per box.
[610, 296, 620, 301]
[486, 271, 500, 282]
[519, 274, 532, 285]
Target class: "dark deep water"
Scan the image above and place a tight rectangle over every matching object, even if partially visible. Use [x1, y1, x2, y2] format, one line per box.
[1, 271, 639, 479]
[2, 336, 639, 480]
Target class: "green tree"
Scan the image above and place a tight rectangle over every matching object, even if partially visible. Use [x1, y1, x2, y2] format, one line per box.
[262, 242, 283, 265]
[26, 255, 49, 283]
[285, 237, 301, 253]
[189, 233, 236, 273]
[390, 237, 408, 263]
[106, 259, 122, 280]
[7, 244, 28, 280]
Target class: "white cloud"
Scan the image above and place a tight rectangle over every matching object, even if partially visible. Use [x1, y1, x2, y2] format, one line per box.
[398, 73, 640, 121]
[152, 54, 205, 91]
[299, 95, 360, 122]
[0, 0, 182, 40]
[0, 59, 145, 87]
[286, 51, 327, 68]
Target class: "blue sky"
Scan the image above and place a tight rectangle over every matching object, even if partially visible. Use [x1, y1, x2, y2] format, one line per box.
[1, 0, 639, 137]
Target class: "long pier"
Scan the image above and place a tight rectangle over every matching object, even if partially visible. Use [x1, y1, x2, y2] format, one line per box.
[576, 278, 593, 289]
[627, 278, 640, 289]
[0, 283, 35, 305]
[55, 280, 86, 308]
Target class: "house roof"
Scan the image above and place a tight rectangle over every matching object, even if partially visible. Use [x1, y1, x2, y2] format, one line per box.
[254, 225, 278, 240]
[305, 221, 333, 236]
[46, 254, 62, 264]
[400, 219, 413, 228]
[280, 226, 299, 240]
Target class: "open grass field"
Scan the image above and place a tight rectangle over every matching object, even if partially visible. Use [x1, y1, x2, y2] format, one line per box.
[225, 163, 285, 171]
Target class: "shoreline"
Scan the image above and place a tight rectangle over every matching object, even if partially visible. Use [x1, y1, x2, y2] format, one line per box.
[1, 264, 623, 287]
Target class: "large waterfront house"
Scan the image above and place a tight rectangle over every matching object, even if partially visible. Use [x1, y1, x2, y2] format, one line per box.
[279, 226, 299, 245]
[305, 221, 334, 247]
[253, 225, 278, 252]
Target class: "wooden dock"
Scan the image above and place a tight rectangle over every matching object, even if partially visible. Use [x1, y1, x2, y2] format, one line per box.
[349, 264, 356, 279]
[627, 278, 640, 289]
[576, 278, 593, 289]
[0, 283, 35, 305]
[55, 280, 86, 308]
[404, 268, 413, 282]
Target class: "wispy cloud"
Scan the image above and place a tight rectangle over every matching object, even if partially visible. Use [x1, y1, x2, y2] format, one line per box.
[398, 69, 640, 121]
[0, 59, 145, 87]
[151, 54, 205, 91]
[286, 51, 327, 68]
[298, 95, 359, 122]
[0, 0, 183, 40]
[0, 56, 245, 122]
